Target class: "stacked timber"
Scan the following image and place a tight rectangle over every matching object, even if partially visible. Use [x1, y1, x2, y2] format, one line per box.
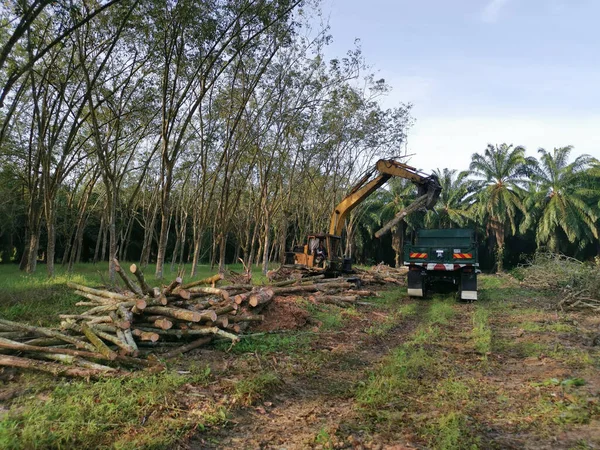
[0, 262, 397, 378]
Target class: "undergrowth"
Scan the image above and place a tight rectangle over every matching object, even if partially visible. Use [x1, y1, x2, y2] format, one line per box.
[0, 367, 214, 450]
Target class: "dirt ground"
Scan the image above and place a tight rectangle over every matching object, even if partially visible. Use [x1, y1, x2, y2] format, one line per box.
[181, 277, 600, 449]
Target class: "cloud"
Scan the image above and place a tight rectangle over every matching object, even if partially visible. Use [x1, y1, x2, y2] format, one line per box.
[481, 0, 511, 23]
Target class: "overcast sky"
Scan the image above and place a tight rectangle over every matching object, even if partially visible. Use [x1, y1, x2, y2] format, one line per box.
[320, 0, 600, 173]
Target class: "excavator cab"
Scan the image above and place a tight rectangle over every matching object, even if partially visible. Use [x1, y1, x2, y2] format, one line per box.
[287, 233, 344, 272]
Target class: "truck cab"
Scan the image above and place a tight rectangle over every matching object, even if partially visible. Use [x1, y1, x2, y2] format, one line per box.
[404, 228, 478, 300]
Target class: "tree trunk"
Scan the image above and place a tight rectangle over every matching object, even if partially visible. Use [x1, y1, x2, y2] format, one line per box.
[218, 233, 227, 274]
[261, 211, 270, 275]
[25, 211, 43, 274]
[45, 203, 56, 277]
[391, 221, 404, 268]
[155, 168, 172, 279]
[93, 213, 104, 264]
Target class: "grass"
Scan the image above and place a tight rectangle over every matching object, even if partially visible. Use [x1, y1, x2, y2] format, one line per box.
[0, 367, 214, 449]
[231, 371, 280, 406]
[215, 333, 313, 355]
[472, 306, 492, 356]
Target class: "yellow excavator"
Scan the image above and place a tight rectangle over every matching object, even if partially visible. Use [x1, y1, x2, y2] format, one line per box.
[285, 159, 442, 273]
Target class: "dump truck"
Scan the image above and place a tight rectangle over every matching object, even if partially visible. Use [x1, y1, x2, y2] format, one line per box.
[285, 159, 441, 274]
[404, 228, 478, 300]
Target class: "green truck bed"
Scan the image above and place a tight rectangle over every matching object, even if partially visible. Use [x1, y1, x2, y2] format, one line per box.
[404, 228, 478, 300]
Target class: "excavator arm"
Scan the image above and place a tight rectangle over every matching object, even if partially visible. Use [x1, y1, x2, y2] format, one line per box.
[329, 159, 441, 237]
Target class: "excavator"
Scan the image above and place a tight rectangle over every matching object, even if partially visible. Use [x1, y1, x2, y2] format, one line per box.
[285, 159, 442, 274]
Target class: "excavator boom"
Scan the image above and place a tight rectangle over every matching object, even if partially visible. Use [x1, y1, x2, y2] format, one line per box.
[286, 158, 441, 274]
[329, 159, 441, 236]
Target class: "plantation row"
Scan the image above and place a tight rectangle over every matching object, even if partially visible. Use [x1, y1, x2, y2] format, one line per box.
[0, 2, 598, 279]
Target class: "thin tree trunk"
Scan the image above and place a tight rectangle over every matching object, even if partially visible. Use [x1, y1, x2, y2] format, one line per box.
[93, 214, 104, 264]
[218, 234, 227, 274]
[45, 204, 56, 277]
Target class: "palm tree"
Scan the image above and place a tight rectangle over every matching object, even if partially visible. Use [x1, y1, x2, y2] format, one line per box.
[425, 168, 475, 229]
[469, 143, 535, 271]
[527, 147, 598, 252]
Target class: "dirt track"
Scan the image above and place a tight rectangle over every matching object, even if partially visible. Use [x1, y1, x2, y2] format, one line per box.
[185, 278, 600, 449]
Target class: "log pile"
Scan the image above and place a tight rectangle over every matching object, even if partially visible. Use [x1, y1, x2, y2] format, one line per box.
[354, 263, 407, 286]
[0, 261, 403, 378]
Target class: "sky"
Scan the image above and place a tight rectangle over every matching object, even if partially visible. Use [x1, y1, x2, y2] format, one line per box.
[319, 0, 600, 173]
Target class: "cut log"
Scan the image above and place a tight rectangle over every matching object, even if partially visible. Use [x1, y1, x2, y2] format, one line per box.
[228, 315, 264, 323]
[0, 319, 95, 352]
[187, 286, 229, 301]
[129, 264, 154, 297]
[219, 284, 253, 291]
[35, 354, 118, 372]
[213, 304, 236, 316]
[144, 306, 204, 322]
[0, 354, 123, 378]
[24, 337, 64, 346]
[89, 326, 137, 355]
[197, 310, 218, 323]
[84, 301, 136, 315]
[161, 337, 212, 359]
[118, 329, 139, 355]
[163, 277, 182, 295]
[67, 282, 130, 301]
[249, 288, 275, 307]
[81, 324, 118, 360]
[72, 290, 114, 305]
[375, 193, 429, 238]
[212, 316, 229, 328]
[131, 329, 160, 342]
[233, 292, 252, 305]
[314, 282, 353, 291]
[134, 326, 239, 342]
[270, 274, 325, 287]
[227, 324, 242, 333]
[114, 258, 144, 296]
[0, 337, 149, 367]
[271, 285, 318, 295]
[181, 273, 223, 289]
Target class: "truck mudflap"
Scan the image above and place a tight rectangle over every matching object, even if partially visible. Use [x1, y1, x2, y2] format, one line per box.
[407, 268, 424, 297]
[460, 270, 477, 301]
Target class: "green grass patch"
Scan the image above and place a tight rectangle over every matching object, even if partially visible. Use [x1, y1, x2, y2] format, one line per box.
[0, 368, 214, 450]
[216, 333, 312, 355]
[364, 287, 408, 308]
[364, 303, 417, 337]
[427, 299, 455, 325]
[521, 321, 576, 333]
[231, 371, 280, 406]
[356, 346, 439, 410]
[421, 411, 481, 450]
[472, 306, 491, 356]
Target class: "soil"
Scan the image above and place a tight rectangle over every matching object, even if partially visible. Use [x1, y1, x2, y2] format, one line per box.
[252, 296, 311, 332]
[184, 282, 600, 450]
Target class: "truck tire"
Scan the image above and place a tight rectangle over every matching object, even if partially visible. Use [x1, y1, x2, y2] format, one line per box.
[407, 269, 425, 297]
[459, 270, 477, 301]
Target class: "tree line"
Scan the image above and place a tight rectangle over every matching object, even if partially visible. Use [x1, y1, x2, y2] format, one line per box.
[0, 1, 597, 278]
[0, 0, 413, 279]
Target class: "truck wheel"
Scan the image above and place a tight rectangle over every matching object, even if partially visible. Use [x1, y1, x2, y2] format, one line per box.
[459, 270, 477, 301]
[407, 269, 425, 298]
